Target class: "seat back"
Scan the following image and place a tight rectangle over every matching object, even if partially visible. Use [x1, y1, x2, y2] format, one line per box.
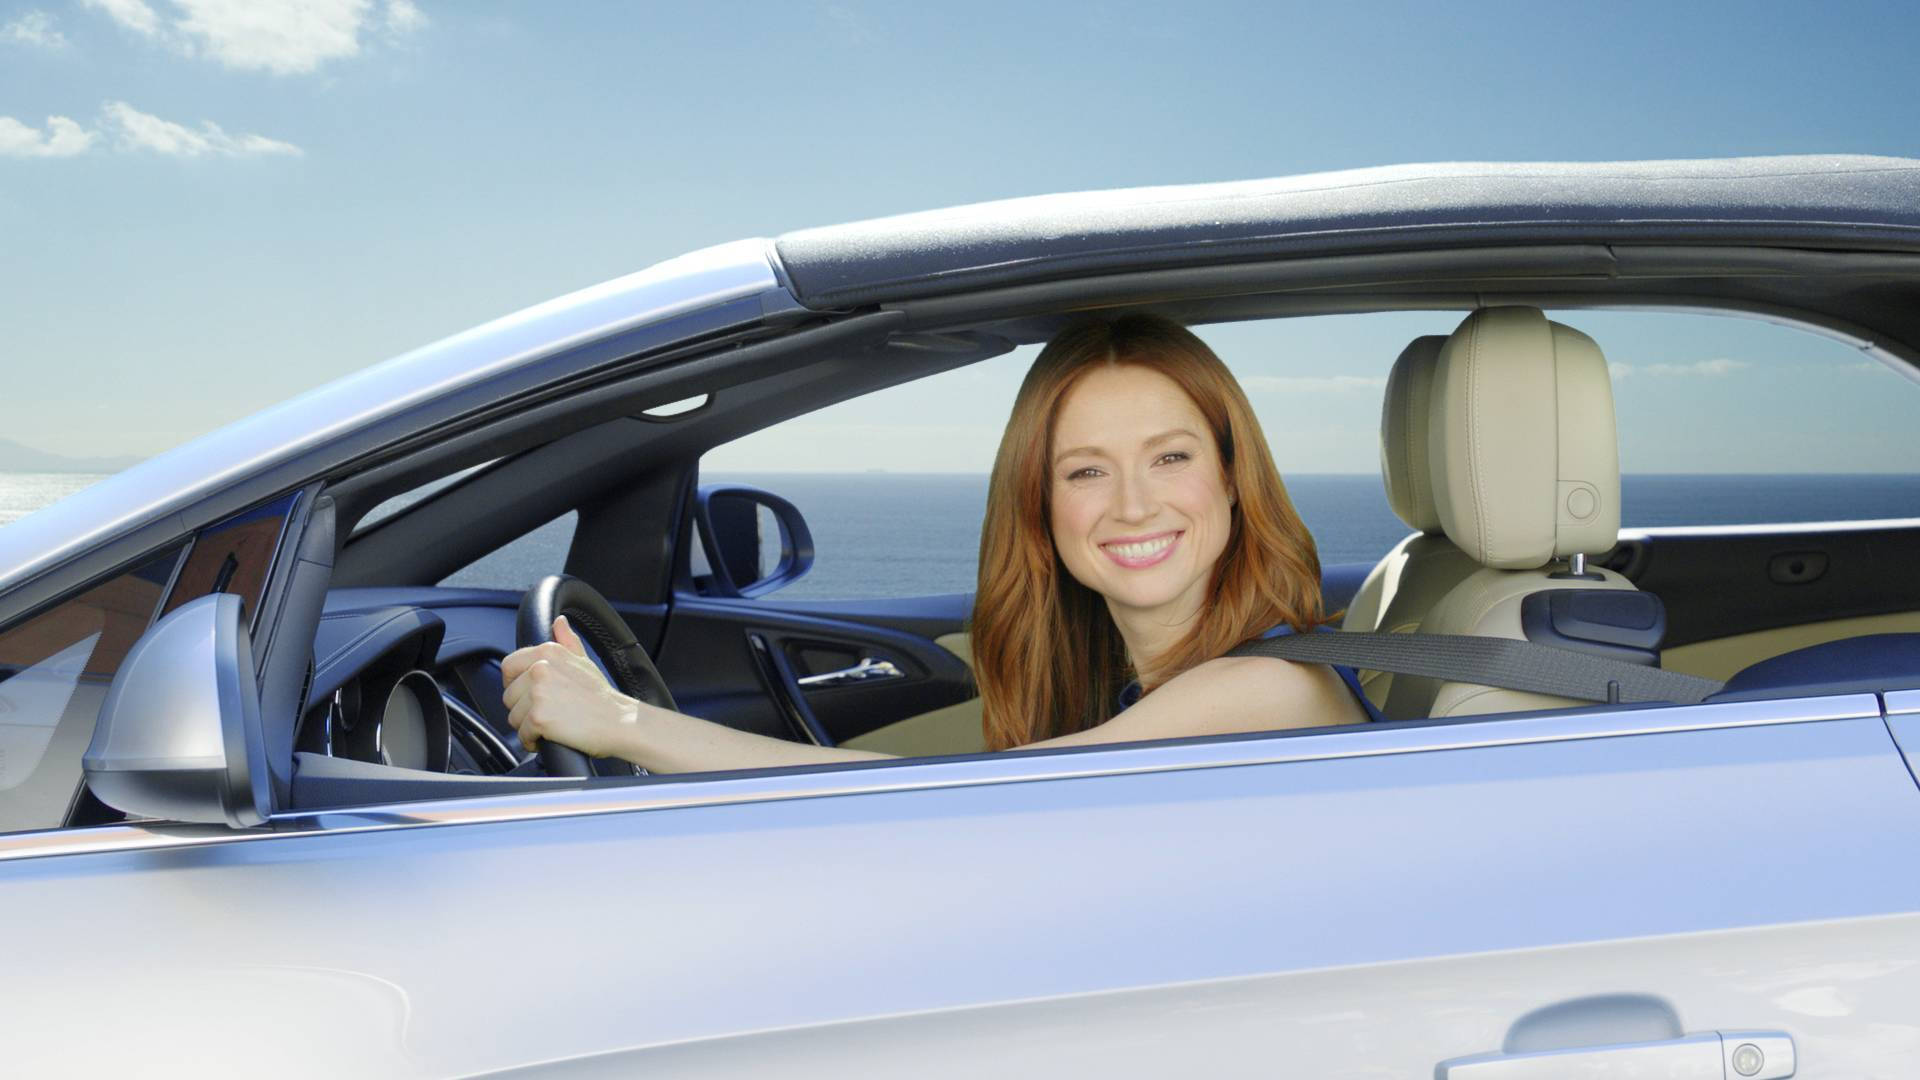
[1386, 307, 1634, 720]
[1342, 336, 1479, 706]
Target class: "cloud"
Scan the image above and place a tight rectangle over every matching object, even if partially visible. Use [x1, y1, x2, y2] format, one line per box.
[0, 115, 95, 157]
[1240, 374, 1387, 393]
[2, 10, 68, 48]
[101, 101, 303, 156]
[1609, 358, 1751, 380]
[384, 0, 426, 35]
[82, 0, 161, 37]
[173, 0, 367, 74]
[83, 0, 424, 74]
[0, 103, 302, 159]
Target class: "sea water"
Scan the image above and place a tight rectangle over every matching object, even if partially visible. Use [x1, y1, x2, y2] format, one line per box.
[7, 471, 1920, 601]
[0, 473, 107, 529]
[715, 472, 1920, 599]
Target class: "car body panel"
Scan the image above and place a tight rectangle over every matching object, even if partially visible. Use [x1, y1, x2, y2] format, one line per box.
[528, 912, 1920, 1079]
[4, 694, 1917, 1075]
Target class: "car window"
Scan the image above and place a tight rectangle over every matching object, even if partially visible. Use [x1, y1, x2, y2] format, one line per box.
[699, 310, 1920, 602]
[439, 511, 579, 590]
[1562, 310, 1920, 525]
[697, 314, 1456, 597]
[157, 496, 297, 627]
[0, 544, 183, 834]
[354, 459, 501, 534]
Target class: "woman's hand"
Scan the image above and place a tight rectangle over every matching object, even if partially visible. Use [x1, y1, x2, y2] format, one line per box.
[499, 616, 640, 758]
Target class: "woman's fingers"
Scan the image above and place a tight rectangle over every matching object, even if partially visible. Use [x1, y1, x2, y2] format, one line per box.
[501, 660, 533, 711]
[497, 634, 635, 761]
[502, 640, 563, 683]
[506, 693, 538, 751]
[553, 615, 589, 658]
[500, 643, 535, 684]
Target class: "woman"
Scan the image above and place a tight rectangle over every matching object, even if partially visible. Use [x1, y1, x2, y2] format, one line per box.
[501, 314, 1374, 771]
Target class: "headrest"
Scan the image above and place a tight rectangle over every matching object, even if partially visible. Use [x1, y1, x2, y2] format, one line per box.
[1379, 336, 1447, 533]
[1429, 307, 1619, 570]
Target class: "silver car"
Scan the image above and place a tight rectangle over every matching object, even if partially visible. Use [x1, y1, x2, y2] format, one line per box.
[4, 156, 1920, 1077]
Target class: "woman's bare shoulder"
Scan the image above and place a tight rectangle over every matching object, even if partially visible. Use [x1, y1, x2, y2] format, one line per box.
[1127, 654, 1366, 736]
[1170, 653, 1334, 705]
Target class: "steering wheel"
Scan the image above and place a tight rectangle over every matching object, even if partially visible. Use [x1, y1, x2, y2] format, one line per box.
[515, 574, 675, 778]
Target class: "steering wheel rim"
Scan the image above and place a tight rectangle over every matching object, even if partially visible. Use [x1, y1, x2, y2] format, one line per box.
[515, 574, 675, 778]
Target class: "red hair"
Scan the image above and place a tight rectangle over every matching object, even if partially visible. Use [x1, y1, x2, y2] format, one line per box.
[972, 314, 1327, 750]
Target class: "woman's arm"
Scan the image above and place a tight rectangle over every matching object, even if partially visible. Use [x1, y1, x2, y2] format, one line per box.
[503, 619, 1365, 772]
[501, 617, 897, 773]
[1016, 654, 1369, 751]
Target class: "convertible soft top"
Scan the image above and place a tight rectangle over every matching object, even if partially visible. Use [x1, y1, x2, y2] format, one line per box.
[773, 155, 1920, 308]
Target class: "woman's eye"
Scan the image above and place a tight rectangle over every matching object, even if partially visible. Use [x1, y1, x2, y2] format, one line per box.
[1155, 451, 1191, 466]
[1065, 467, 1104, 482]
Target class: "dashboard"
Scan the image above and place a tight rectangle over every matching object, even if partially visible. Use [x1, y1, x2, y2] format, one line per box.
[300, 603, 522, 776]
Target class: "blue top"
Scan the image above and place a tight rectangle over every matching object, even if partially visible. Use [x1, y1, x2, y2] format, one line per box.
[1117, 623, 1386, 723]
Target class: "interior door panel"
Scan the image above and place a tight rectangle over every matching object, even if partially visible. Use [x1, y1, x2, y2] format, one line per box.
[654, 597, 975, 744]
[1605, 521, 1920, 679]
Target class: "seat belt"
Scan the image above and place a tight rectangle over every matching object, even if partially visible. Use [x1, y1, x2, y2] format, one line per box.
[1227, 630, 1725, 705]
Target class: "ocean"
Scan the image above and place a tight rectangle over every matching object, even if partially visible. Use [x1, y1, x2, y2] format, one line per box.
[0, 473, 106, 529]
[7, 471, 1920, 601]
[712, 472, 1920, 600]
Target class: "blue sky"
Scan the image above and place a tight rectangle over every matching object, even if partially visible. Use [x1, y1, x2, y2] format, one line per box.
[4, 0, 1919, 471]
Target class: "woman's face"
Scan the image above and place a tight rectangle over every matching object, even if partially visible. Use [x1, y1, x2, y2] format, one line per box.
[1048, 363, 1234, 629]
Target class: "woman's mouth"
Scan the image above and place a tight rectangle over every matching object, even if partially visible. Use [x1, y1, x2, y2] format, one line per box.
[1100, 530, 1182, 569]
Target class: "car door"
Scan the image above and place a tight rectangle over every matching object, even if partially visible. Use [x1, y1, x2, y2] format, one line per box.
[649, 472, 983, 751]
[1608, 516, 1920, 682]
[656, 588, 979, 748]
[6, 684, 1918, 1077]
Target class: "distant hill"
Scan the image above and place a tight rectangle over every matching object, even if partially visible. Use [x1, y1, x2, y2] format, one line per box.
[0, 437, 143, 474]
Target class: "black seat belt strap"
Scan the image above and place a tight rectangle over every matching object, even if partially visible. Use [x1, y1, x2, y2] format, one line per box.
[1227, 631, 1725, 705]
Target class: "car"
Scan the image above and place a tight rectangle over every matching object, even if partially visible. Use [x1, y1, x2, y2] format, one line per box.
[4, 155, 1920, 1077]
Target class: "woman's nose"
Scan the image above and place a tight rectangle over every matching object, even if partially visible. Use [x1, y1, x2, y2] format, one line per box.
[1115, 469, 1158, 522]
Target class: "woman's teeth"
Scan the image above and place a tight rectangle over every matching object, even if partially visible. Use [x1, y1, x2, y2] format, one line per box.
[1104, 534, 1177, 560]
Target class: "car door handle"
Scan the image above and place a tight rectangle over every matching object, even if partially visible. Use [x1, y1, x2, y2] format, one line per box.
[796, 657, 905, 689]
[1438, 1029, 1794, 1079]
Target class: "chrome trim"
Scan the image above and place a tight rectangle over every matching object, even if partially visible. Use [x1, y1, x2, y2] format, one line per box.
[0, 240, 781, 593]
[440, 691, 518, 772]
[797, 657, 906, 688]
[1618, 517, 1920, 540]
[323, 689, 342, 756]
[0, 693, 1877, 864]
[0, 821, 281, 863]
[1438, 1031, 1725, 1079]
[1886, 689, 1920, 716]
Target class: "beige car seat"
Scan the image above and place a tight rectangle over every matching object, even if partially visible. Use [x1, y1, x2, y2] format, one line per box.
[1341, 335, 1481, 706]
[1384, 306, 1637, 721]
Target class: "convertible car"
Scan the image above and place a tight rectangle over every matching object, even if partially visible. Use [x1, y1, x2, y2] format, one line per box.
[4, 156, 1920, 1077]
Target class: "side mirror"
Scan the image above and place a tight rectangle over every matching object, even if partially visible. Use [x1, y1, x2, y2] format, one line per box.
[83, 592, 271, 828]
[694, 484, 814, 598]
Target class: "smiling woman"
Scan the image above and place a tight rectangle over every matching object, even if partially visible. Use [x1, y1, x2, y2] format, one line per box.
[972, 314, 1364, 750]
[501, 314, 1374, 769]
